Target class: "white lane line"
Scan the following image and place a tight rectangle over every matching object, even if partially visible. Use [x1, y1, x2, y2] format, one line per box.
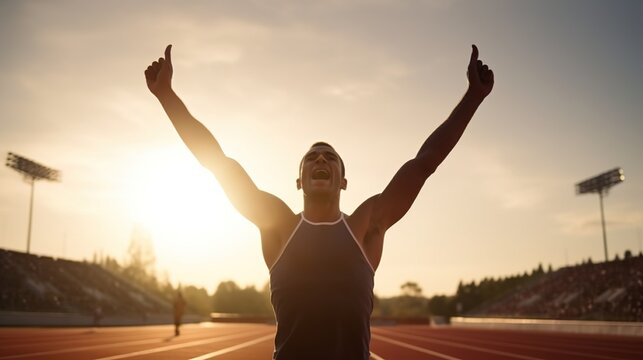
[372, 334, 462, 360]
[0, 338, 166, 359]
[0, 325, 251, 359]
[391, 328, 632, 360]
[93, 330, 270, 360]
[374, 329, 544, 360]
[0, 334, 158, 350]
[189, 333, 274, 360]
[369, 351, 386, 360]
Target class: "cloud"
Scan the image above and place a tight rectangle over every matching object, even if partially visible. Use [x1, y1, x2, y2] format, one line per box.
[168, 19, 271, 67]
[556, 209, 643, 236]
[321, 62, 408, 101]
[322, 82, 377, 101]
[467, 149, 545, 209]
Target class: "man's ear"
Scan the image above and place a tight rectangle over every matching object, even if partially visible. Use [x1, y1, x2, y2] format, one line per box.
[341, 178, 347, 190]
[296, 178, 302, 190]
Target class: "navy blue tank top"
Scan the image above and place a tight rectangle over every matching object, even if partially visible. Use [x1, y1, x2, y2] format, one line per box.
[270, 213, 375, 360]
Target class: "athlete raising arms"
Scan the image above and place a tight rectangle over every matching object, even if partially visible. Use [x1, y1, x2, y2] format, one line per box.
[145, 44, 493, 360]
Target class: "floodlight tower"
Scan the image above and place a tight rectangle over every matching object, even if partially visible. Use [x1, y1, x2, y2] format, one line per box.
[5, 152, 61, 254]
[575, 168, 624, 262]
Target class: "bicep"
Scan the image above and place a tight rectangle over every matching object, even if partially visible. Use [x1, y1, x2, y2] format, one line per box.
[370, 157, 433, 230]
[205, 157, 294, 229]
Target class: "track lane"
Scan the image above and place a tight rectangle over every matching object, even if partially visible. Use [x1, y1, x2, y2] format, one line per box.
[188, 333, 274, 359]
[442, 327, 643, 351]
[0, 324, 266, 360]
[388, 326, 643, 359]
[373, 327, 545, 360]
[372, 334, 463, 359]
[208, 335, 276, 360]
[1, 324, 641, 359]
[92, 328, 273, 360]
[0, 326, 188, 352]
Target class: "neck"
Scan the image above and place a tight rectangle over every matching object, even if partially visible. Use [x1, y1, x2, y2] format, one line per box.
[303, 195, 341, 223]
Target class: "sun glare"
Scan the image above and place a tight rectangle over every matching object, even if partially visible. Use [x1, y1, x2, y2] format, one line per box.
[133, 167, 221, 235]
[117, 148, 269, 292]
[127, 149, 247, 256]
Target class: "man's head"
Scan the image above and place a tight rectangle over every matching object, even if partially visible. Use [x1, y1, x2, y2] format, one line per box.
[297, 142, 347, 196]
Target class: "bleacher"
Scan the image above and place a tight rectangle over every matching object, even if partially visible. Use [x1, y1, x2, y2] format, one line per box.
[470, 253, 643, 322]
[0, 248, 171, 316]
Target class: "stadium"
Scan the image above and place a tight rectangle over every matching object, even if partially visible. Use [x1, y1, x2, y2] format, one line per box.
[2, 1, 642, 359]
[1, 248, 642, 358]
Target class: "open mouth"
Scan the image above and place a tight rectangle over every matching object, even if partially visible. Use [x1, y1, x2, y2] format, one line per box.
[312, 169, 331, 180]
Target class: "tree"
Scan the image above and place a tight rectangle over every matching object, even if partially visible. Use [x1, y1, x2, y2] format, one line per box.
[428, 295, 453, 317]
[182, 285, 212, 316]
[400, 281, 423, 297]
[123, 224, 157, 287]
[535, 263, 544, 275]
[211, 281, 272, 315]
[212, 281, 241, 313]
[379, 281, 429, 318]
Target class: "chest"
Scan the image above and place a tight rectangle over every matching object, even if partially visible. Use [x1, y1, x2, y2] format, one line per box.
[270, 220, 374, 277]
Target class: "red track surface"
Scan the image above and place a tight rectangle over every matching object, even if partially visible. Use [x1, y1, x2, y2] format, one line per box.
[0, 323, 641, 359]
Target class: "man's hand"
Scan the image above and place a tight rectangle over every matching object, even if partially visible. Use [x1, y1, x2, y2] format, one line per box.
[467, 44, 494, 100]
[145, 44, 173, 98]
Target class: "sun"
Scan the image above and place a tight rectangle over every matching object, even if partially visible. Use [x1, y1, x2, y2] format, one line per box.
[126, 148, 246, 253]
[133, 165, 222, 234]
[120, 147, 268, 292]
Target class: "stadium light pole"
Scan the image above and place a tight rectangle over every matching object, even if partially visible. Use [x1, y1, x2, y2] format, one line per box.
[575, 168, 624, 262]
[5, 152, 61, 254]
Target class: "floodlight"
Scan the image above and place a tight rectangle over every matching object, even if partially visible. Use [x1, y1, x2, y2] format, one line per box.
[5, 152, 61, 254]
[576, 168, 623, 195]
[575, 167, 624, 262]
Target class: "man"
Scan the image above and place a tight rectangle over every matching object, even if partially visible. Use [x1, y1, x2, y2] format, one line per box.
[92, 304, 102, 327]
[145, 44, 493, 359]
[173, 289, 186, 336]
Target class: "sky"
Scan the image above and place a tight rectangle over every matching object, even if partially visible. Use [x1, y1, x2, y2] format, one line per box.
[1, 0, 642, 298]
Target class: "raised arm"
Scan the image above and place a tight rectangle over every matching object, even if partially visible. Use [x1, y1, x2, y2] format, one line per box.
[364, 44, 494, 232]
[144, 45, 294, 229]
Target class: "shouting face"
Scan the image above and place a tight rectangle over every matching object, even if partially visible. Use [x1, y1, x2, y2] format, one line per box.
[297, 143, 346, 198]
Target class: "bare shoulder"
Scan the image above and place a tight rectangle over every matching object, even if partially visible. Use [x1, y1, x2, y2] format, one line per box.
[263, 210, 301, 244]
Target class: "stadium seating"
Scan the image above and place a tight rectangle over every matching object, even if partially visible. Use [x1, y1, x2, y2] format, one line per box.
[470, 253, 643, 321]
[0, 249, 171, 316]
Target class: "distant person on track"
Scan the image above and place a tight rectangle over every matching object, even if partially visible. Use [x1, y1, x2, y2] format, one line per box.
[173, 290, 186, 336]
[92, 305, 103, 327]
[145, 44, 494, 359]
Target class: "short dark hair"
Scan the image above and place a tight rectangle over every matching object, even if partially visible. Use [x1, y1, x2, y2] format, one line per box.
[300, 142, 345, 177]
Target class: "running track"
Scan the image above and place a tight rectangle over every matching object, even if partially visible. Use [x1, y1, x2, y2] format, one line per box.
[0, 323, 641, 359]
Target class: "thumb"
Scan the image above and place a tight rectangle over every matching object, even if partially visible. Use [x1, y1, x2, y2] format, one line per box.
[165, 44, 172, 64]
[469, 44, 479, 67]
